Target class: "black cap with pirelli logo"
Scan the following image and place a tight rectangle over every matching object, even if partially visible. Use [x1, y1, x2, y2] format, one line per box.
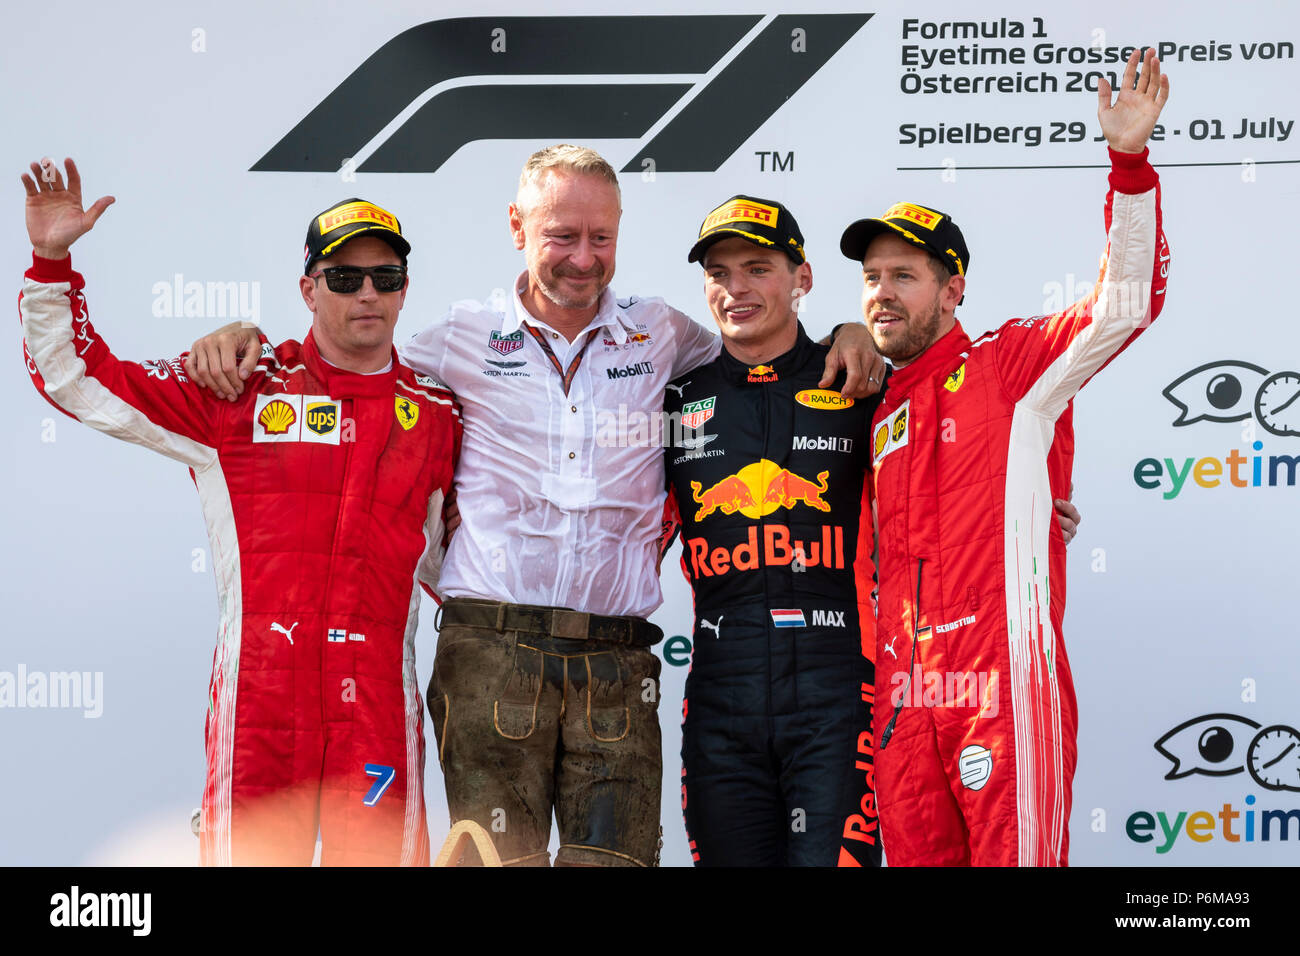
[839, 202, 970, 277]
[304, 198, 411, 274]
[688, 194, 806, 265]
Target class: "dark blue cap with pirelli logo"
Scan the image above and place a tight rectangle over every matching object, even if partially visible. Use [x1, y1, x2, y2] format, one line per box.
[689, 194, 806, 265]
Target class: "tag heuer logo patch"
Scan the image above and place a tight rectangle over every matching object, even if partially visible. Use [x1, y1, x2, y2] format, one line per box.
[489, 330, 525, 355]
[681, 397, 716, 429]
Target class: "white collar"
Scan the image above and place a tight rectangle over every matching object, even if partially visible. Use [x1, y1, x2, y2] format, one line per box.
[320, 353, 393, 375]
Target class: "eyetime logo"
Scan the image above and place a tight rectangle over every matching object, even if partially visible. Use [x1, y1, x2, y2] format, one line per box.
[1126, 712, 1300, 852]
[1134, 359, 1300, 498]
[1154, 713, 1300, 792]
[1164, 361, 1299, 435]
[1126, 795, 1299, 852]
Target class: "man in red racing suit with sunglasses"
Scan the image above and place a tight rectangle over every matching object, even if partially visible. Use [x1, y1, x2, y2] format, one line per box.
[18, 165, 460, 865]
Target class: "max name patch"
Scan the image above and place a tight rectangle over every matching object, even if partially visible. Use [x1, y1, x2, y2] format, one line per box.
[873, 400, 910, 466]
[254, 394, 341, 444]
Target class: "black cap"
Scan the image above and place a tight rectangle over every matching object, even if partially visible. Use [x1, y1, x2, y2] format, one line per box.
[304, 198, 411, 274]
[839, 202, 969, 276]
[688, 194, 806, 265]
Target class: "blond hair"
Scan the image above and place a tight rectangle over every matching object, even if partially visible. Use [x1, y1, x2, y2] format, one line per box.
[515, 144, 621, 217]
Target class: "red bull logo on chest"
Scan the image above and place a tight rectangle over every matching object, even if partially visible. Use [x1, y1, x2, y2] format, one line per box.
[690, 459, 830, 521]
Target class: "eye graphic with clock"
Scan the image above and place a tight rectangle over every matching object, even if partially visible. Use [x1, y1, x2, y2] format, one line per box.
[1155, 714, 1300, 791]
[1255, 372, 1300, 437]
[1247, 725, 1300, 791]
[1164, 361, 1300, 436]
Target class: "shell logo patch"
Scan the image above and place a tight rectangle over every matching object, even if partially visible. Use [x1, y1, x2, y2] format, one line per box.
[944, 363, 966, 393]
[873, 400, 910, 467]
[258, 399, 296, 435]
[874, 422, 890, 458]
[395, 396, 420, 431]
[795, 389, 854, 410]
[254, 394, 342, 444]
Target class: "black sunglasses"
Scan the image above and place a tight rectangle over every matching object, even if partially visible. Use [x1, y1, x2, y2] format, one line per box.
[309, 265, 407, 294]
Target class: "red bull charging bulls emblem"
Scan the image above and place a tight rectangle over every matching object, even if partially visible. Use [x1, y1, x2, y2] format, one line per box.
[691, 459, 830, 521]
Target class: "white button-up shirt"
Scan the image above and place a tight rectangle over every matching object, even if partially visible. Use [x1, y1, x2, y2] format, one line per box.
[399, 273, 719, 618]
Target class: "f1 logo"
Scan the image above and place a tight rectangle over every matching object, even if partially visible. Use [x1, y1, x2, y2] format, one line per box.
[253, 14, 872, 175]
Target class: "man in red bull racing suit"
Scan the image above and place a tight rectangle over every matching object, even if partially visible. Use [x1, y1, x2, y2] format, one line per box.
[846, 49, 1170, 865]
[661, 195, 884, 866]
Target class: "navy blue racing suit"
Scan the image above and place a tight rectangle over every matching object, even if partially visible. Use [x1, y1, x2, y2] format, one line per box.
[661, 324, 883, 866]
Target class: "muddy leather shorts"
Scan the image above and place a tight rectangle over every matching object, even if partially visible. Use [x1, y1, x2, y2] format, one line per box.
[427, 598, 663, 866]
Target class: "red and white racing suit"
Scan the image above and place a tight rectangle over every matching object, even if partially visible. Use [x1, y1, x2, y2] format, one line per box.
[20, 255, 461, 865]
[871, 149, 1168, 865]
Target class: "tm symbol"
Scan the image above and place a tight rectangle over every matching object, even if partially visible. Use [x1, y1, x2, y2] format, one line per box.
[755, 150, 795, 172]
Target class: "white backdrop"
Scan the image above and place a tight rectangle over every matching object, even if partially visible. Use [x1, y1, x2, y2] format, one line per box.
[2, 0, 1297, 866]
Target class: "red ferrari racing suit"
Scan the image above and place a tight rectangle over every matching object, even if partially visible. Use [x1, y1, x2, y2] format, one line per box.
[20, 255, 461, 865]
[871, 148, 1168, 865]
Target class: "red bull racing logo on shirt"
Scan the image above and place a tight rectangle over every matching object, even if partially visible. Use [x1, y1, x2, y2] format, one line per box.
[690, 459, 830, 521]
[685, 460, 843, 577]
[685, 525, 847, 577]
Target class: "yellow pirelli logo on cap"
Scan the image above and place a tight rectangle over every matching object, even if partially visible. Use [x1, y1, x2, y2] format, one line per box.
[700, 199, 779, 236]
[882, 202, 942, 231]
[318, 201, 399, 236]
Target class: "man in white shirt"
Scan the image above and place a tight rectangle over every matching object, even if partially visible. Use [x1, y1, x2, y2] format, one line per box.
[185, 144, 882, 867]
